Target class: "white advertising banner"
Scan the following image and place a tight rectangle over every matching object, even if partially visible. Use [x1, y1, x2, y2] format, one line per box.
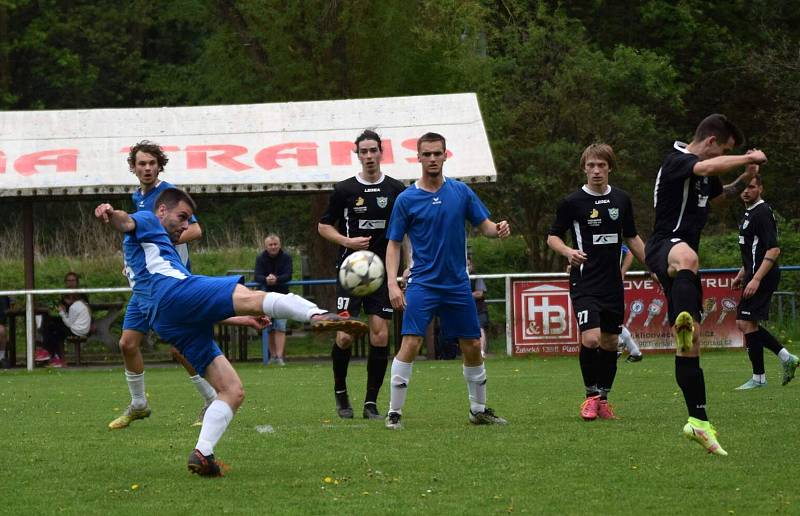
[0, 93, 495, 197]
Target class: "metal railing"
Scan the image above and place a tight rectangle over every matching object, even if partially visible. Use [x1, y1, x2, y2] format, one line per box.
[2, 266, 797, 370]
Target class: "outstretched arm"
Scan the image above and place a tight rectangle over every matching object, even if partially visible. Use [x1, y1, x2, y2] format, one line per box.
[94, 203, 135, 233]
[712, 163, 760, 207]
[693, 149, 766, 177]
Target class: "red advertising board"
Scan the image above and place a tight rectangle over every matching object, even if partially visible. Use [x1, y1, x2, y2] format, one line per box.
[511, 271, 742, 355]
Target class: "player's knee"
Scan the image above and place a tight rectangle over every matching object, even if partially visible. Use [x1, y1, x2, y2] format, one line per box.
[599, 335, 618, 351]
[676, 253, 699, 272]
[736, 320, 755, 333]
[336, 332, 353, 348]
[370, 327, 389, 346]
[118, 334, 141, 354]
[582, 335, 600, 348]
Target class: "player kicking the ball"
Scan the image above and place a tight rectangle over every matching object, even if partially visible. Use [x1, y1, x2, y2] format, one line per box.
[645, 114, 765, 456]
[96, 188, 366, 476]
[384, 132, 510, 429]
[318, 130, 406, 420]
[547, 144, 646, 421]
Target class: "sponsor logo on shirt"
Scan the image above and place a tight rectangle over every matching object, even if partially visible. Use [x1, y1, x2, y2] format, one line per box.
[376, 196, 388, 208]
[608, 208, 619, 220]
[358, 219, 386, 229]
[354, 196, 367, 213]
[592, 233, 619, 244]
[697, 195, 709, 207]
[364, 188, 380, 193]
[739, 235, 745, 244]
[742, 220, 749, 229]
[432, 197, 442, 205]
[595, 199, 610, 204]
[590, 209, 599, 218]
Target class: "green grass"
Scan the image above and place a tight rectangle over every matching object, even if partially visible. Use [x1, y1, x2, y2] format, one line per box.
[1, 351, 799, 514]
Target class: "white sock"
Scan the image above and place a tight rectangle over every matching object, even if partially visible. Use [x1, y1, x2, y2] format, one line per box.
[125, 370, 147, 409]
[195, 399, 234, 456]
[261, 292, 325, 321]
[778, 348, 791, 362]
[190, 375, 217, 403]
[620, 327, 640, 355]
[389, 359, 413, 415]
[463, 364, 487, 413]
[753, 373, 766, 383]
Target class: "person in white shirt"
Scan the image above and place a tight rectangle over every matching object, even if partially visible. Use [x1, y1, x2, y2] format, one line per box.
[38, 272, 92, 368]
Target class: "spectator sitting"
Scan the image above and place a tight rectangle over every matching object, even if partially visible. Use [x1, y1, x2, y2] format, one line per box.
[36, 272, 92, 367]
[254, 234, 293, 366]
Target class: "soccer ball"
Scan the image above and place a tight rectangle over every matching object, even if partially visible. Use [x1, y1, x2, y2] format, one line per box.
[338, 250, 385, 297]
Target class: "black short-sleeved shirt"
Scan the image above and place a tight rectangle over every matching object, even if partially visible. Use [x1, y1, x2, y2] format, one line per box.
[548, 185, 638, 296]
[319, 173, 406, 267]
[739, 200, 779, 281]
[650, 141, 723, 251]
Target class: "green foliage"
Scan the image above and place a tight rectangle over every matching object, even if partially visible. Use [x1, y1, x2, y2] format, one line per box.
[2, 354, 800, 513]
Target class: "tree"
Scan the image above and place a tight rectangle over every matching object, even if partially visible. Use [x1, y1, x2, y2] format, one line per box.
[467, 4, 684, 271]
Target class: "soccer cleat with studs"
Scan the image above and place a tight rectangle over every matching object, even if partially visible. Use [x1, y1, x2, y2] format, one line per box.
[385, 411, 402, 430]
[469, 407, 508, 425]
[310, 312, 368, 335]
[362, 402, 382, 420]
[335, 390, 353, 419]
[625, 354, 643, 363]
[597, 400, 617, 419]
[108, 404, 152, 430]
[674, 311, 695, 352]
[782, 354, 799, 386]
[580, 395, 600, 421]
[682, 417, 727, 456]
[187, 449, 228, 477]
[735, 378, 766, 390]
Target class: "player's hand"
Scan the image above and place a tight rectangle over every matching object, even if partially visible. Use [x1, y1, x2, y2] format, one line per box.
[747, 149, 767, 165]
[346, 236, 371, 250]
[399, 267, 411, 289]
[731, 275, 743, 290]
[266, 274, 277, 285]
[565, 248, 588, 267]
[94, 203, 114, 222]
[388, 282, 405, 311]
[650, 272, 663, 294]
[496, 220, 511, 239]
[743, 278, 760, 299]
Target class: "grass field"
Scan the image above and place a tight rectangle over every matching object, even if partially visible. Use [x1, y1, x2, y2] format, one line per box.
[1, 351, 798, 515]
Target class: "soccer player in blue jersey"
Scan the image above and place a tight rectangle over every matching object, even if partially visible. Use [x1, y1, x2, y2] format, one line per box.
[109, 141, 217, 430]
[383, 132, 511, 430]
[96, 188, 366, 476]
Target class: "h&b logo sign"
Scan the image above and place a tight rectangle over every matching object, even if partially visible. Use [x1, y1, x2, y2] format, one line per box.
[514, 282, 577, 345]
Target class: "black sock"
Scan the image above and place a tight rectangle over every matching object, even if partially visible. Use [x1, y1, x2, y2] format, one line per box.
[671, 269, 702, 322]
[757, 326, 783, 355]
[579, 345, 599, 396]
[744, 331, 765, 375]
[675, 356, 708, 420]
[365, 344, 389, 404]
[331, 343, 352, 393]
[596, 348, 618, 399]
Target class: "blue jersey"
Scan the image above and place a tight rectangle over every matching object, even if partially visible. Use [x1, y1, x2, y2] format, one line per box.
[123, 210, 190, 307]
[387, 177, 489, 290]
[132, 180, 196, 269]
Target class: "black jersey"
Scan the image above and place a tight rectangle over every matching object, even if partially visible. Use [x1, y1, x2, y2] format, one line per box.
[739, 200, 779, 281]
[650, 141, 722, 251]
[319, 173, 406, 267]
[549, 185, 638, 296]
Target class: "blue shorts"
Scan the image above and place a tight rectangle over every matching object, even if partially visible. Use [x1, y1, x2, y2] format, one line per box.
[151, 275, 242, 376]
[122, 294, 150, 334]
[402, 283, 481, 340]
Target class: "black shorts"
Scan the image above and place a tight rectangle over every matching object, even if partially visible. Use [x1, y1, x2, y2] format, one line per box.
[335, 278, 394, 320]
[571, 292, 623, 334]
[645, 237, 702, 325]
[737, 272, 780, 321]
